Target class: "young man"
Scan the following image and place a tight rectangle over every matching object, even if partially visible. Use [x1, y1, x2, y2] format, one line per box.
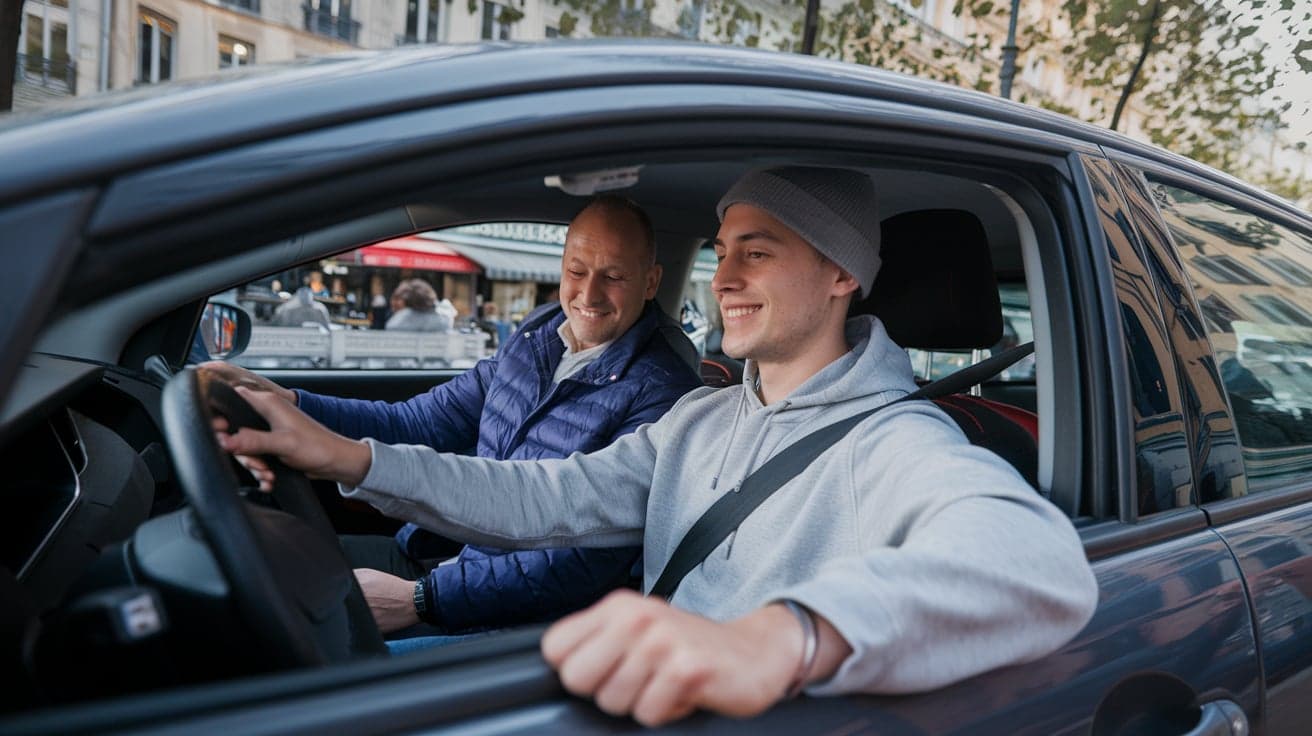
[219, 167, 1098, 726]
[207, 196, 703, 636]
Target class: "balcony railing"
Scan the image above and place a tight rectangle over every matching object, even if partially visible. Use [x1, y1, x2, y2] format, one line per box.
[15, 54, 76, 95]
[303, 5, 360, 44]
[221, 0, 261, 13]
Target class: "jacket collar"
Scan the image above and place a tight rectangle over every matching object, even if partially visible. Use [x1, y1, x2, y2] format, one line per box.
[521, 301, 665, 386]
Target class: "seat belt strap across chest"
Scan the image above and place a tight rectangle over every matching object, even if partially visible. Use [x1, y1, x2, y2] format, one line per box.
[647, 341, 1034, 600]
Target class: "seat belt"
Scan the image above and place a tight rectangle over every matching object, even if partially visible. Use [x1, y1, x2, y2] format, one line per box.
[648, 341, 1034, 600]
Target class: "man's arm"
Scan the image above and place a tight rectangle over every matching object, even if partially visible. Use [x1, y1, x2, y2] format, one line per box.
[218, 386, 661, 548]
[203, 359, 496, 450]
[425, 546, 641, 633]
[294, 358, 496, 449]
[540, 591, 851, 727]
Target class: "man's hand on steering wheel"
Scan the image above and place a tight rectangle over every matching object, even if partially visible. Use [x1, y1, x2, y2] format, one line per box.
[200, 360, 300, 406]
[214, 386, 373, 490]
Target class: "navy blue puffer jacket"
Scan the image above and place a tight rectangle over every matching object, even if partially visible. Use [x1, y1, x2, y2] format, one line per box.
[296, 301, 702, 632]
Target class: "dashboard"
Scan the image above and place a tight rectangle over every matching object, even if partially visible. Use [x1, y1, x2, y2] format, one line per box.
[1, 354, 171, 613]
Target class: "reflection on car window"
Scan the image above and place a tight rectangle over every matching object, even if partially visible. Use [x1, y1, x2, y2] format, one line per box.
[220, 226, 570, 370]
[906, 284, 1036, 383]
[1153, 181, 1312, 491]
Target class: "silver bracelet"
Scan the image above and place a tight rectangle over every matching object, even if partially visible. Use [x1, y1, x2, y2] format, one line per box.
[780, 600, 819, 699]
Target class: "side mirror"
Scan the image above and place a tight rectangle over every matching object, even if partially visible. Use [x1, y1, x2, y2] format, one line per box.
[196, 301, 252, 361]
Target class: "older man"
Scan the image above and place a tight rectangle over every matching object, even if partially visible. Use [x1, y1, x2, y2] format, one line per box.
[219, 167, 1097, 725]
[208, 195, 702, 637]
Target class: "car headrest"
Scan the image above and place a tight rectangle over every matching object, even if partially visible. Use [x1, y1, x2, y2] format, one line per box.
[852, 209, 1003, 350]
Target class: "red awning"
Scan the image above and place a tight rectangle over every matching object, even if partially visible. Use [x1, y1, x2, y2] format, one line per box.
[354, 236, 481, 274]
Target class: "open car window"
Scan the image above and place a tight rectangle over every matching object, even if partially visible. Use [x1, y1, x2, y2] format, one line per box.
[206, 225, 573, 370]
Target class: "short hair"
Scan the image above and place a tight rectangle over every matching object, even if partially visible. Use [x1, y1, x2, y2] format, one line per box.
[574, 194, 657, 267]
[392, 278, 437, 311]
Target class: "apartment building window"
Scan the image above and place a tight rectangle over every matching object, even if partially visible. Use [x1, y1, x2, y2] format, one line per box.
[221, 0, 261, 12]
[138, 10, 176, 85]
[1242, 293, 1312, 328]
[21, 10, 70, 71]
[482, 1, 515, 40]
[1199, 294, 1242, 334]
[1255, 255, 1312, 287]
[545, 26, 559, 38]
[404, 0, 440, 43]
[219, 36, 255, 68]
[305, 0, 359, 44]
[1190, 254, 1268, 285]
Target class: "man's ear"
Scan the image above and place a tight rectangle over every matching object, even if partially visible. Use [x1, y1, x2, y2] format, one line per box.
[831, 267, 859, 299]
[644, 264, 663, 300]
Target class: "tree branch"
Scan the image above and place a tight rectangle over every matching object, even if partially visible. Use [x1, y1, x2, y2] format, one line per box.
[1111, 0, 1161, 131]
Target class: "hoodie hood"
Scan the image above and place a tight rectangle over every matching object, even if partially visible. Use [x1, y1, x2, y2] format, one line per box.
[740, 314, 918, 413]
[706, 314, 919, 520]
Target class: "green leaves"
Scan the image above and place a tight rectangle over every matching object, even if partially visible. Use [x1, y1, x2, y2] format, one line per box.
[1296, 38, 1312, 73]
[559, 11, 577, 36]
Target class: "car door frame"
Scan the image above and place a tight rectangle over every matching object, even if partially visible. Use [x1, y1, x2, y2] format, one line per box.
[0, 80, 1272, 734]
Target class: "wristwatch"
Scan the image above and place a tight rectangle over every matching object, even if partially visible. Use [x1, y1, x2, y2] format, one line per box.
[413, 577, 429, 619]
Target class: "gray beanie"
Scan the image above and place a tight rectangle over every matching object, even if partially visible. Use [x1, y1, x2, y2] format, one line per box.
[716, 166, 881, 297]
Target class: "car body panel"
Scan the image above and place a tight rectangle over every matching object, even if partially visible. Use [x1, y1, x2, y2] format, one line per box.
[1213, 506, 1312, 734]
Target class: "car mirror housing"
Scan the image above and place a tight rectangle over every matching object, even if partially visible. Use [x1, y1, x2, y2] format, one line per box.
[199, 301, 252, 361]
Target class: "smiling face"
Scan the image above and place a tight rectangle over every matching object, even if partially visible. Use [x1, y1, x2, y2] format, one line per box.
[712, 204, 859, 367]
[559, 205, 662, 350]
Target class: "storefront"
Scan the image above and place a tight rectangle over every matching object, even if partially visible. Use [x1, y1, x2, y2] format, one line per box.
[433, 223, 568, 323]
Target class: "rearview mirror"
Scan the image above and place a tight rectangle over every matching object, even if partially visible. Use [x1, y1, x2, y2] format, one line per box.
[196, 301, 252, 361]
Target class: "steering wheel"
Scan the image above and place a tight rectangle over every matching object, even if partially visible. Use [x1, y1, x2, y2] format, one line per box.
[160, 367, 386, 667]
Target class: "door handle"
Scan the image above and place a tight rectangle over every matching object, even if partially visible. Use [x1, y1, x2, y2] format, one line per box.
[1182, 700, 1248, 736]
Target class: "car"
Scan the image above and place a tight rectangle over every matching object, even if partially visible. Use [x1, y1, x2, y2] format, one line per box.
[1, 41, 1310, 735]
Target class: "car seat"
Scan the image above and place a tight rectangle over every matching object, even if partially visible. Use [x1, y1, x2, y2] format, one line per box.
[851, 208, 1039, 487]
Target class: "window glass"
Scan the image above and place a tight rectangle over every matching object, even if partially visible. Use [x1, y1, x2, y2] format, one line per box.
[137, 10, 175, 84]
[1152, 180, 1312, 491]
[23, 15, 42, 72]
[404, 0, 439, 43]
[49, 22, 68, 65]
[482, 1, 514, 40]
[1190, 254, 1268, 285]
[1256, 255, 1312, 287]
[219, 36, 255, 68]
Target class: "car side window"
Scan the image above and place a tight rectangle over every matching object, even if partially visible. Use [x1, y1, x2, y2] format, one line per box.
[1151, 181, 1312, 492]
[205, 226, 568, 370]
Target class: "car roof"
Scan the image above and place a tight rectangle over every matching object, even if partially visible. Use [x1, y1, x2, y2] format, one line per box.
[0, 41, 1300, 221]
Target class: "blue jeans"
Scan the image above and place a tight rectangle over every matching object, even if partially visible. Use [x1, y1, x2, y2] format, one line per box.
[387, 631, 493, 655]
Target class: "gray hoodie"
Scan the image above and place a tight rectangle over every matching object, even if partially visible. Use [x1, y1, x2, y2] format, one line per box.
[344, 315, 1098, 695]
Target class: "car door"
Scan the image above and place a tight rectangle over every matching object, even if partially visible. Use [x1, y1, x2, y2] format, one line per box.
[795, 151, 1265, 735]
[1114, 157, 1312, 735]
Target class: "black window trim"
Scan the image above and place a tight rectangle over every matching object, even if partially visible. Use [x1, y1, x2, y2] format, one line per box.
[1069, 153, 1138, 523]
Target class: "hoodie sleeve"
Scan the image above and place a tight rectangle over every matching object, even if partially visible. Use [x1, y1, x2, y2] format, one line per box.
[341, 417, 665, 549]
[424, 545, 641, 633]
[295, 357, 496, 451]
[777, 406, 1098, 696]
